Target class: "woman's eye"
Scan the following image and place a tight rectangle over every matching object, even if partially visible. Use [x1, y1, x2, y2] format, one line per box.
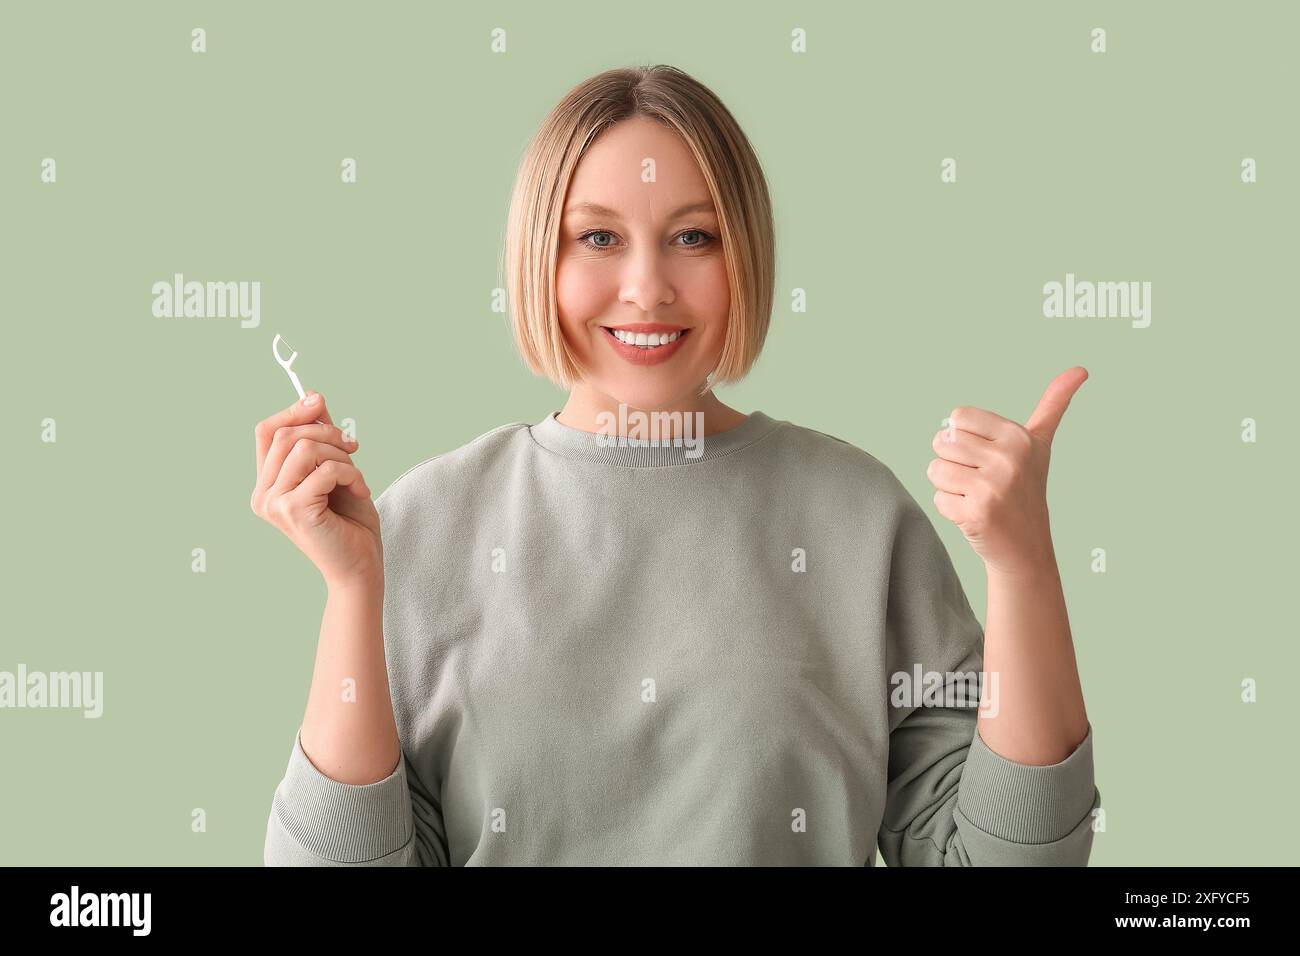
[576, 229, 716, 251]
[678, 229, 714, 248]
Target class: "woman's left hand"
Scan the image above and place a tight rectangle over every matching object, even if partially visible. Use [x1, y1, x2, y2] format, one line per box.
[926, 366, 1088, 578]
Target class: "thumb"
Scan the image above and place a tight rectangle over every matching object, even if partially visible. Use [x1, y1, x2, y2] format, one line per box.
[1025, 367, 1088, 444]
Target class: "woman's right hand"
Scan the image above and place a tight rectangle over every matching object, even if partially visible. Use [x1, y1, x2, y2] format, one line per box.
[250, 391, 382, 591]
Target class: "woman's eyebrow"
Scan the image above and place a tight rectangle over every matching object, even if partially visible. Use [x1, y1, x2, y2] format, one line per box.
[564, 200, 716, 219]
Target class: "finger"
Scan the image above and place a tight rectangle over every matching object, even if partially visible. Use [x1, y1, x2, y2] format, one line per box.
[287, 459, 370, 507]
[1025, 367, 1088, 444]
[267, 439, 356, 501]
[932, 427, 996, 468]
[933, 488, 968, 523]
[254, 392, 336, 476]
[926, 457, 979, 495]
[945, 406, 1016, 442]
[257, 423, 358, 498]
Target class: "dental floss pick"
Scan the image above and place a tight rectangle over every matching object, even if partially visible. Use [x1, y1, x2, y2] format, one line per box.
[272, 334, 306, 400]
[272, 333, 325, 425]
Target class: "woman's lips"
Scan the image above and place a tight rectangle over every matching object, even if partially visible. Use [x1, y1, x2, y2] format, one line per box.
[601, 327, 690, 366]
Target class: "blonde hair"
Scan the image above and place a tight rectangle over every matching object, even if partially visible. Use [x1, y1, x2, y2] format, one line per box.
[502, 64, 775, 393]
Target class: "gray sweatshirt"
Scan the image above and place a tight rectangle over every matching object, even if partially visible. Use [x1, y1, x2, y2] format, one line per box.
[264, 409, 1100, 866]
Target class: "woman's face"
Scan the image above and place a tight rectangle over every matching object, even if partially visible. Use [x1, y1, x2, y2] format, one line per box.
[555, 116, 730, 411]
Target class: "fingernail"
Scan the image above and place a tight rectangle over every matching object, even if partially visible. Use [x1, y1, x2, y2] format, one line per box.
[303, 392, 320, 406]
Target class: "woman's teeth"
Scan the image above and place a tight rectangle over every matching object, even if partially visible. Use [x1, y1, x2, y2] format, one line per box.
[610, 329, 683, 348]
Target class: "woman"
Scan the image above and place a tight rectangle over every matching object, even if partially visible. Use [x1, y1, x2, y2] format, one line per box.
[254, 64, 1099, 866]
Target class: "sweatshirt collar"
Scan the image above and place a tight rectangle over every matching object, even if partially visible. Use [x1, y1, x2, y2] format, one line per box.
[528, 409, 782, 468]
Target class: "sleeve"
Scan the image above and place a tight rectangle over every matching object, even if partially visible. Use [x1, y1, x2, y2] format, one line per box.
[875, 489, 1101, 867]
[262, 474, 452, 866]
[263, 726, 450, 866]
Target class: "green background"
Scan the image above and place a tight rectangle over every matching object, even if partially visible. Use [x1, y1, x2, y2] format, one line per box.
[2, 0, 1295, 865]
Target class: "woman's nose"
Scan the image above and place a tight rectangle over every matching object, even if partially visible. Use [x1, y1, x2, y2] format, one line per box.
[618, 248, 675, 311]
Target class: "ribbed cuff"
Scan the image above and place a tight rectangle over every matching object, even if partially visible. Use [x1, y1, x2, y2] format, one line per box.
[956, 721, 1097, 844]
[271, 728, 413, 863]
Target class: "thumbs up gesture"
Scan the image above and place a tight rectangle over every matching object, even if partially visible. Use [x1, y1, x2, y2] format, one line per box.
[926, 367, 1088, 578]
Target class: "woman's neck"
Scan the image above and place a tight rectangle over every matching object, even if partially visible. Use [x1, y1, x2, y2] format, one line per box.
[555, 387, 749, 439]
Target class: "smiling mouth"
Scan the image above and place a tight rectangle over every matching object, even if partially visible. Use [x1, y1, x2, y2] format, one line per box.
[600, 327, 690, 349]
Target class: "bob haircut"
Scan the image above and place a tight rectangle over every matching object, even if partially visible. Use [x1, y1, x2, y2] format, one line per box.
[502, 64, 776, 393]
